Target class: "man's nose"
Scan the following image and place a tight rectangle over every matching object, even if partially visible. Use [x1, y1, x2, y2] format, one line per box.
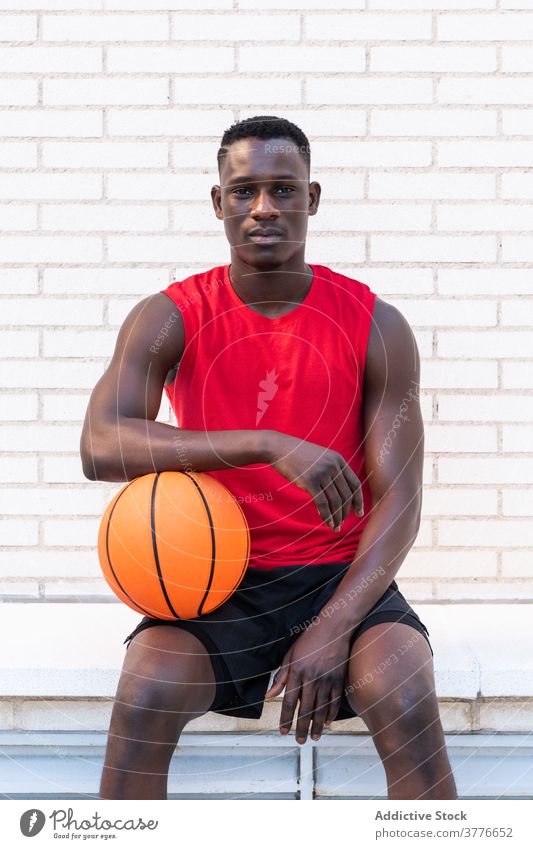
[251, 189, 279, 218]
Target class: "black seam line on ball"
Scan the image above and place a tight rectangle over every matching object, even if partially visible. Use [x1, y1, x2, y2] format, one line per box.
[182, 471, 216, 617]
[151, 472, 180, 619]
[106, 479, 154, 619]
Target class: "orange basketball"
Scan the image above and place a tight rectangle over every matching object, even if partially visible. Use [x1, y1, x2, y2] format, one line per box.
[97, 470, 250, 619]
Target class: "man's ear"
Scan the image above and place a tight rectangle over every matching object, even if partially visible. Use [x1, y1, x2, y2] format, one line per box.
[211, 184, 223, 220]
[308, 180, 321, 216]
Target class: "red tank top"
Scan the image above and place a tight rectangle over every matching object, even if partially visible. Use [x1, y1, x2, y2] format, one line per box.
[161, 263, 377, 570]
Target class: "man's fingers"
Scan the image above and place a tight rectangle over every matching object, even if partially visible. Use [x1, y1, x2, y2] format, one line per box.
[294, 681, 316, 744]
[342, 465, 364, 516]
[310, 685, 331, 741]
[279, 674, 301, 735]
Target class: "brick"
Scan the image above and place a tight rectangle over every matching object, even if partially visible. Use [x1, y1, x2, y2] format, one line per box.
[0, 457, 38, 483]
[42, 203, 168, 232]
[0, 110, 102, 138]
[43, 456, 90, 484]
[504, 417, 533, 454]
[1, 519, 38, 546]
[502, 363, 533, 389]
[371, 235, 496, 263]
[1, 550, 100, 579]
[423, 487, 497, 516]
[42, 395, 90, 421]
[439, 519, 532, 547]
[19, 699, 112, 732]
[0, 394, 38, 420]
[0, 581, 39, 598]
[108, 233, 228, 263]
[0, 14, 37, 40]
[352, 267, 432, 295]
[502, 110, 533, 136]
[369, 171, 495, 200]
[0, 142, 36, 168]
[439, 13, 533, 40]
[502, 425, 533, 452]
[439, 457, 533, 483]
[502, 47, 533, 72]
[390, 298, 496, 327]
[502, 551, 533, 578]
[172, 144, 222, 169]
[0, 425, 81, 453]
[0, 47, 101, 73]
[44, 78, 169, 106]
[107, 298, 140, 326]
[503, 489, 533, 517]
[439, 394, 533, 423]
[479, 701, 533, 733]
[0, 204, 36, 230]
[43, 518, 99, 546]
[439, 77, 533, 105]
[438, 203, 533, 232]
[241, 0, 363, 7]
[1, 0, 101, 7]
[307, 77, 433, 105]
[0, 330, 39, 359]
[43, 329, 117, 358]
[43, 579, 114, 598]
[371, 109, 496, 137]
[109, 0, 232, 7]
[502, 236, 533, 262]
[308, 202, 431, 232]
[0, 487, 103, 516]
[0, 361, 103, 389]
[108, 46, 232, 73]
[438, 268, 533, 295]
[438, 331, 533, 359]
[440, 141, 533, 167]
[107, 108, 233, 137]
[0, 173, 101, 200]
[0, 235, 102, 263]
[173, 76, 300, 106]
[0, 299, 102, 326]
[0, 79, 37, 106]
[43, 267, 168, 295]
[501, 299, 533, 326]
[421, 360, 497, 389]
[369, 0, 495, 6]
[241, 46, 365, 72]
[435, 581, 533, 600]
[438, 701, 473, 733]
[425, 424, 497, 452]
[42, 13, 168, 41]
[395, 581, 433, 600]
[172, 13, 298, 40]
[313, 141, 431, 168]
[306, 13, 431, 40]
[371, 46, 496, 72]
[43, 142, 167, 169]
[402, 550, 497, 579]
[0, 701, 15, 730]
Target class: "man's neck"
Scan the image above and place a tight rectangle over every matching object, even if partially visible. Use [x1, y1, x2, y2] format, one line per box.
[227, 254, 313, 316]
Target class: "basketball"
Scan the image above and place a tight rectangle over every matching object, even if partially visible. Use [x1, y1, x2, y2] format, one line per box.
[97, 470, 250, 619]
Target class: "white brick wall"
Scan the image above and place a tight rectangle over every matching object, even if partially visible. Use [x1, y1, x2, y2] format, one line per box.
[1, 3, 532, 607]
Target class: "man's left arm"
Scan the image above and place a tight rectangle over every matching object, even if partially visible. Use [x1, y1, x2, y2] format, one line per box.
[312, 296, 424, 638]
[265, 297, 425, 742]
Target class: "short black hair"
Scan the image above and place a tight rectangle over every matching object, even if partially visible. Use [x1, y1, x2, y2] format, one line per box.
[217, 115, 311, 176]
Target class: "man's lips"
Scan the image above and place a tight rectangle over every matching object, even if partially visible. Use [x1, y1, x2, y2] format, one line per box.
[247, 230, 284, 243]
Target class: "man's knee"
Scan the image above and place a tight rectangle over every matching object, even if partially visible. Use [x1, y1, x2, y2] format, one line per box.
[112, 626, 218, 734]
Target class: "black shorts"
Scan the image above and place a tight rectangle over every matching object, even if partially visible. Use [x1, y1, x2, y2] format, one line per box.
[123, 561, 432, 721]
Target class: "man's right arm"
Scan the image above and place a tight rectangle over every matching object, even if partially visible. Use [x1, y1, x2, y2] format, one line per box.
[79, 293, 273, 482]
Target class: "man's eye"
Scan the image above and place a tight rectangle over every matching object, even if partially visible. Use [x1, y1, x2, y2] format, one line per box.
[232, 188, 252, 196]
[277, 186, 295, 194]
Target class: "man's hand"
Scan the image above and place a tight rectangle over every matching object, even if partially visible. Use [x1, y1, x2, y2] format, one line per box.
[264, 621, 352, 744]
[265, 431, 364, 532]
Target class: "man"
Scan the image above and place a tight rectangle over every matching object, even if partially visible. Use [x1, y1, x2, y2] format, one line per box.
[80, 115, 457, 800]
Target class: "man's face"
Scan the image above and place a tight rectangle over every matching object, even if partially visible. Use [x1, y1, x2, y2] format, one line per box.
[211, 136, 321, 269]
